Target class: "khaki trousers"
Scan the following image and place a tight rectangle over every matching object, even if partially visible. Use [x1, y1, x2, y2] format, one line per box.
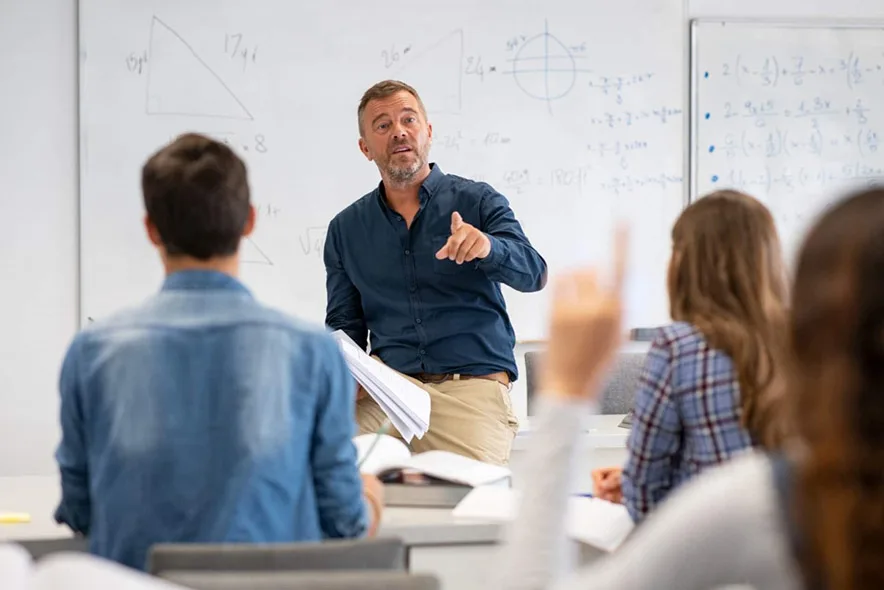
[356, 368, 520, 466]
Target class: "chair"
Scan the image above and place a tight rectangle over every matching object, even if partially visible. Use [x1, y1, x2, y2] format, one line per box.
[158, 570, 440, 590]
[14, 537, 89, 560]
[147, 537, 405, 576]
[525, 350, 647, 415]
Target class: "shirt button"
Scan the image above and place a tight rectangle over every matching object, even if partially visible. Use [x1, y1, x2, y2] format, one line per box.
[415, 318, 422, 324]
[419, 349, 426, 355]
[397, 216, 403, 221]
[409, 285, 416, 292]
[405, 249, 411, 255]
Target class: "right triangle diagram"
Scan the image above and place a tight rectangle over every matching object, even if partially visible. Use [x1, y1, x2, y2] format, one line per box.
[146, 16, 253, 120]
[392, 29, 464, 114]
[241, 237, 273, 265]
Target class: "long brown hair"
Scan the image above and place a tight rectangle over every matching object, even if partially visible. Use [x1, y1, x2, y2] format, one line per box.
[789, 188, 884, 589]
[668, 190, 789, 448]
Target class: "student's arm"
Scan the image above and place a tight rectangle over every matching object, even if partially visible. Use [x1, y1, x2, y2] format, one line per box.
[491, 398, 794, 590]
[53, 336, 91, 535]
[310, 334, 375, 538]
[323, 218, 368, 350]
[476, 187, 548, 292]
[620, 335, 681, 522]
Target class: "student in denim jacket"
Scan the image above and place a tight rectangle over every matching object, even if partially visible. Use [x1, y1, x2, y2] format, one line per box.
[54, 134, 383, 570]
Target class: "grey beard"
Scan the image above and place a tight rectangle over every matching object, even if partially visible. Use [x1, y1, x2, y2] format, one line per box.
[387, 160, 422, 184]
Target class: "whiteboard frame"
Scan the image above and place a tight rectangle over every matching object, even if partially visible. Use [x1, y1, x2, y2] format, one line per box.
[76, 0, 84, 330]
[688, 17, 884, 204]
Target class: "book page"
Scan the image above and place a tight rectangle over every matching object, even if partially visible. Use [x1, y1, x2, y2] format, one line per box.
[405, 451, 512, 487]
[352, 433, 412, 475]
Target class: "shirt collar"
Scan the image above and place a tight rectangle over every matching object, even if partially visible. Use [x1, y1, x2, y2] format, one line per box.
[376, 162, 444, 211]
[161, 269, 252, 295]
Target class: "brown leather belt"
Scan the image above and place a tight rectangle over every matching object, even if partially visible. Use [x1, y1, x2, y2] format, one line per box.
[409, 371, 510, 386]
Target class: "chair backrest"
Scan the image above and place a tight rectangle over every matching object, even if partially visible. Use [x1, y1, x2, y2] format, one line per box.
[14, 537, 89, 561]
[147, 537, 405, 576]
[525, 350, 647, 415]
[157, 570, 440, 590]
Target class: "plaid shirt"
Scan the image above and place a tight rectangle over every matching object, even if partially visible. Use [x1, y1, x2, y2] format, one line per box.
[621, 322, 753, 522]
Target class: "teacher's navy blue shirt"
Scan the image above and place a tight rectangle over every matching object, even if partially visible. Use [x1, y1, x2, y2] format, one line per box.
[324, 163, 547, 380]
[54, 270, 367, 570]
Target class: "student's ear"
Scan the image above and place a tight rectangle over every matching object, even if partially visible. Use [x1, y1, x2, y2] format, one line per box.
[242, 205, 256, 237]
[144, 215, 163, 247]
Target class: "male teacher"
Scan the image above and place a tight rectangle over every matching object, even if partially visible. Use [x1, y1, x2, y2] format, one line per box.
[324, 80, 547, 465]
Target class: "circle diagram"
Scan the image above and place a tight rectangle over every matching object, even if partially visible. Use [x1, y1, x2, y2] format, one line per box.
[510, 22, 578, 105]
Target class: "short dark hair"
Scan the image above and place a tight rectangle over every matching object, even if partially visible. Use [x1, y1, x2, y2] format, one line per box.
[141, 133, 250, 260]
[357, 80, 427, 136]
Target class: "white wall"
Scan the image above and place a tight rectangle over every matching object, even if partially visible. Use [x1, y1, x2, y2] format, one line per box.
[3, 0, 884, 477]
[0, 0, 79, 476]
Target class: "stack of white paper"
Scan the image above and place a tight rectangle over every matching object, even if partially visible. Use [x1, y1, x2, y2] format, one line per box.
[331, 331, 431, 442]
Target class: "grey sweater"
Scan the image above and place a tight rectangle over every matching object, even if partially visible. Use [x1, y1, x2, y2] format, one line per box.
[489, 396, 803, 590]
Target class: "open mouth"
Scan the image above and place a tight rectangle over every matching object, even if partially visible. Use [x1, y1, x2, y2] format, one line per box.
[392, 145, 412, 154]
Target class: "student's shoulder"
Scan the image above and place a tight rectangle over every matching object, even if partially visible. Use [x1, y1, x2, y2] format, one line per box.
[650, 322, 708, 354]
[245, 303, 335, 344]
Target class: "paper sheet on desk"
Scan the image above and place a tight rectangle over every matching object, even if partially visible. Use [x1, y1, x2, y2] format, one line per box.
[453, 486, 634, 552]
[331, 330, 430, 442]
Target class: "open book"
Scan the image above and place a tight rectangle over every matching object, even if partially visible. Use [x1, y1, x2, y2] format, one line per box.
[331, 331, 431, 442]
[353, 433, 511, 488]
[0, 544, 186, 589]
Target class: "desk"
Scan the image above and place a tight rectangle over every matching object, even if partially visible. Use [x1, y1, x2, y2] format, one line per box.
[0, 423, 627, 590]
[0, 476, 70, 542]
[512, 413, 630, 493]
[380, 506, 606, 590]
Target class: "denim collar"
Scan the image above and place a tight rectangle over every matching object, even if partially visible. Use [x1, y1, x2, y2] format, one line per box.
[161, 269, 252, 295]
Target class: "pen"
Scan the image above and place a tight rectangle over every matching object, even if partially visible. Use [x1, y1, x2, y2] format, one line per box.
[357, 419, 393, 469]
[0, 512, 31, 524]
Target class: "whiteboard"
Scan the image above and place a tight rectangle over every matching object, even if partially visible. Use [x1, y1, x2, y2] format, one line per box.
[691, 20, 884, 262]
[79, 0, 687, 341]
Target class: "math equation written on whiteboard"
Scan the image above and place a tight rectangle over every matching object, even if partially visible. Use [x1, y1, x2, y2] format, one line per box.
[697, 46, 884, 229]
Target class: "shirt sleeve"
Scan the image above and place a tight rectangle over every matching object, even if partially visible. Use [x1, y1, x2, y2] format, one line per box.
[621, 333, 682, 522]
[53, 335, 91, 535]
[310, 333, 369, 539]
[486, 395, 797, 590]
[476, 187, 548, 293]
[323, 218, 369, 350]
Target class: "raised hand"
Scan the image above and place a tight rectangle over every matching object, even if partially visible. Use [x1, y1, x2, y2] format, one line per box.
[540, 226, 628, 399]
